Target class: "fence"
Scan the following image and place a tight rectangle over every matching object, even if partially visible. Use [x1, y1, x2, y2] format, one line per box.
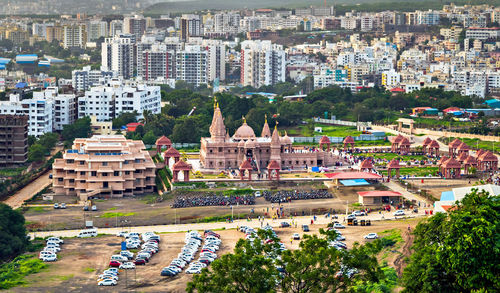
[313, 117, 372, 130]
[292, 133, 386, 144]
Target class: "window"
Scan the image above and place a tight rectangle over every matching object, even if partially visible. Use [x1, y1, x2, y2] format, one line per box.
[123, 160, 129, 164]
[58, 178, 63, 182]
[66, 159, 74, 164]
[102, 162, 108, 166]
[102, 173, 108, 177]
[113, 171, 119, 176]
[125, 171, 130, 175]
[91, 171, 97, 176]
[79, 161, 85, 165]
[80, 171, 85, 175]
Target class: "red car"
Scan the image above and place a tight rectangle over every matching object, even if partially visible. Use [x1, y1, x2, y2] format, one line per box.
[109, 260, 121, 267]
[134, 258, 146, 265]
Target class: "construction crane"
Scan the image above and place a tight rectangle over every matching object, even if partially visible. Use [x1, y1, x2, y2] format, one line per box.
[187, 106, 196, 117]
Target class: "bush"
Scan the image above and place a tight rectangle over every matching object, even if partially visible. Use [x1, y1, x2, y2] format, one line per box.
[0, 254, 47, 289]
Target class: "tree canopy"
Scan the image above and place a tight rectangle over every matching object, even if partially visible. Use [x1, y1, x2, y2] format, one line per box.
[0, 204, 29, 262]
[402, 189, 500, 292]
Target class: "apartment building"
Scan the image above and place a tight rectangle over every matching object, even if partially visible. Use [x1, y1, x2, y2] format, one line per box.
[240, 40, 286, 88]
[33, 87, 76, 131]
[0, 93, 52, 137]
[63, 24, 87, 49]
[78, 78, 161, 122]
[52, 135, 156, 199]
[175, 45, 208, 87]
[109, 20, 123, 37]
[466, 27, 500, 40]
[86, 20, 108, 42]
[101, 34, 136, 79]
[72, 65, 116, 92]
[138, 43, 176, 81]
[123, 15, 146, 38]
[0, 115, 28, 167]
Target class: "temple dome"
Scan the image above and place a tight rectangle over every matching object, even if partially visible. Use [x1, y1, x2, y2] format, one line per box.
[244, 139, 257, 148]
[233, 122, 256, 139]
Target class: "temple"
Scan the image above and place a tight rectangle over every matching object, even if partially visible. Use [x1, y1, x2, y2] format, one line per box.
[200, 103, 335, 172]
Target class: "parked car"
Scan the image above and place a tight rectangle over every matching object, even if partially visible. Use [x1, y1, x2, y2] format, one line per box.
[161, 268, 178, 276]
[254, 191, 261, 197]
[280, 222, 290, 228]
[60, 203, 66, 209]
[134, 258, 146, 265]
[42, 254, 57, 262]
[109, 260, 121, 267]
[394, 210, 405, 217]
[302, 225, 310, 232]
[333, 223, 346, 229]
[97, 279, 117, 286]
[53, 203, 59, 209]
[347, 214, 356, 220]
[364, 233, 378, 240]
[46, 237, 64, 244]
[292, 233, 300, 240]
[352, 211, 366, 216]
[119, 262, 136, 269]
[120, 250, 134, 260]
[83, 205, 89, 211]
[48, 173, 53, 179]
[91, 205, 98, 211]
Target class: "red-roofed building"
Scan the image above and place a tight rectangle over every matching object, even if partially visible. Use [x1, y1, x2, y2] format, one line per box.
[357, 190, 402, 205]
[126, 122, 144, 132]
[390, 87, 405, 94]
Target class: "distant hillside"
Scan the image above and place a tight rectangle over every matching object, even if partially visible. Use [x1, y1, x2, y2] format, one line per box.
[145, 0, 499, 15]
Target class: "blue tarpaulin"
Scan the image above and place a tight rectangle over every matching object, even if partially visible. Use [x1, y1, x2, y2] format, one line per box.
[440, 191, 455, 201]
[339, 179, 370, 186]
[15, 82, 27, 89]
[311, 166, 320, 172]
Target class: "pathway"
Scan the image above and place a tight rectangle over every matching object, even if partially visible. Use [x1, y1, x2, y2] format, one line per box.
[383, 180, 430, 204]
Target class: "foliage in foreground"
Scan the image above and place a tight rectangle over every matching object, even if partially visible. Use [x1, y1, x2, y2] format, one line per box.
[0, 254, 47, 289]
[402, 189, 500, 292]
[187, 229, 388, 293]
[0, 203, 30, 262]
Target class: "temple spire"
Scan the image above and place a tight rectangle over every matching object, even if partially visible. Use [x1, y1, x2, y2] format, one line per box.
[210, 102, 226, 141]
[261, 114, 271, 138]
[271, 121, 280, 145]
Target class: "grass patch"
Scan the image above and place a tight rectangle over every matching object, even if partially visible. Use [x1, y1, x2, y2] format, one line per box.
[353, 153, 428, 162]
[197, 214, 247, 223]
[222, 188, 254, 196]
[50, 274, 74, 281]
[106, 207, 117, 211]
[439, 137, 500, 154]
[0, 254, 48, 289]
[0, 166, 27, 177]
[353, 264, 398, 292]
[313, 124, 363, 137]
[25, 206, 49, 213]
[100, 212, 136, 218]
[398, 166, 438, 177]
[84, 267, 95, 273]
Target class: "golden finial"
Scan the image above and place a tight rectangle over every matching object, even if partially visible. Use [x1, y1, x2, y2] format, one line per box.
[274, 120, 278, 130]
[265, 114, 267, 123]
[242, 116, 246, 124]
[214, 97, 217, 109]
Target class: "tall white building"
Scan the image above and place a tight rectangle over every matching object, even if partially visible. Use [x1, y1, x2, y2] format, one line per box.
[86, 20, 108, 42]
[0, 94, 53, 136]
[123, 15, 146, 38]
[102, 34, 136, 79]
[32, 87, 76, 131]
[240, 40, 286, 88]
[72, 66, 116, 92]
[110, 20, 124, 37]
[78, 79, 161, 122]
[175, 45, 208, 87]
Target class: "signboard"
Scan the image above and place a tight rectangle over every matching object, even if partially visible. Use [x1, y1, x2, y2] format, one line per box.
[85, 221, 93, 228]
[121, 241, 127, 250]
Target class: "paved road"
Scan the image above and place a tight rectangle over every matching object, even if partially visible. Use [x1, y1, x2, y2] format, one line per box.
[4, 171, 51, 209]
[29, 211, 430, 239]
[383, 181, 431, 204]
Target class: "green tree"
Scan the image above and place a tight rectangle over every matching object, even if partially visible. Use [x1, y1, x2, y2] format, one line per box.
[0, 203, 29, 262]
[112, 111, 137, 129]
[61, 117, 91, 144]
[142, 130, 157, 146]
[402, 189, 500, 292]
[28, 144, 45, 163]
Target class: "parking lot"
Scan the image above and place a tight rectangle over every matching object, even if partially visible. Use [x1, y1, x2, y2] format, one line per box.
[17, 218, 418, 292]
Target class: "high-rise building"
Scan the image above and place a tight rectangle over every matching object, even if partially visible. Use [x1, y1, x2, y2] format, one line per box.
[78, 78, 161, 122]
[72, 65, 116, 92]
[240, 40, 286, 88]
[102, 34, 136, 79]
[138, 44, 176, 81]
[86, 20, 108, 42]
[109, 20, 123, 37]
[0, 115, 28, 167]
[123, 15, 146, 38]
[32, 87, 77, 131]
[175, 45, 208, 87]
[63, 24, 87, 49]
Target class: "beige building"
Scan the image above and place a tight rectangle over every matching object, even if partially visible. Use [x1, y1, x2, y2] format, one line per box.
[90, 115, 113, 135]
[53, 135, 156, 200]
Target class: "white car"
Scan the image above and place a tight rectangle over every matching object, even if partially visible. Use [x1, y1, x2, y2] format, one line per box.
[364, 233, 378, 240]
[394, 210, 405, 217]
[292, 233, 300, 240]
[98, 279, 117, 286]
[119, 262, 136, 269]
[98, 274, 118, 281]
[254, 191, 262, 197]
[42, 254, 57, 262]
[333, 223, 346, 229]
[45, 245, 61, 252]
[186, 267, 202, 274]
[46, 237, 64, 244]
[116, 231, 129, 237]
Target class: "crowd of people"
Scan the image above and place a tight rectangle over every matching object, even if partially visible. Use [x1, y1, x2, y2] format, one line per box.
[172, 193, 255, 208]
[263, 190, 332, 203]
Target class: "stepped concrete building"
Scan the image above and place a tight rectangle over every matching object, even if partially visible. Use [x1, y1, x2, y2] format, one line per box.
[52, 135, 156, 200]
[200, 103, 335, 172]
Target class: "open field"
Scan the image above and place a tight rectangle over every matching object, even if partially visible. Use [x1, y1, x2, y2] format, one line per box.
[15, 216, 422, 292]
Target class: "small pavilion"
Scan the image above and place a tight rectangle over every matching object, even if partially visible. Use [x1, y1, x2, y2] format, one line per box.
[359, 159, 375, 172]
[457, 152, 469, 164]
[387, 159, 401, 179]
[438, 155, 449, 167]
[155, 136, 172, 153]
[319, 136, 331, 151]
[422, 137, 432, 152]
[478, 151, 498, 171]
[456, 142, 470, 156]
[448, 138, 462, 157]
[391, 134, 404, 152]
[399, 137, 411, 154]
[172, 159, 192, 182]
[267, 160, 281, 181]
[239, 159, 253, 180]
[343, 136, 355, 151]
[476, 149, 486, 158]
[427, 140, 440, 156]
[440, 157, 461, 179]
[463, 155, 478, 174]
[164, 147, 181, 166]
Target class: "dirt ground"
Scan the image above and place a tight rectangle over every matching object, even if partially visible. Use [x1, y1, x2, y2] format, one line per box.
[23, 185, 381, 232]
[406, 178, 478, 200]
[18, 218, 421, 292]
